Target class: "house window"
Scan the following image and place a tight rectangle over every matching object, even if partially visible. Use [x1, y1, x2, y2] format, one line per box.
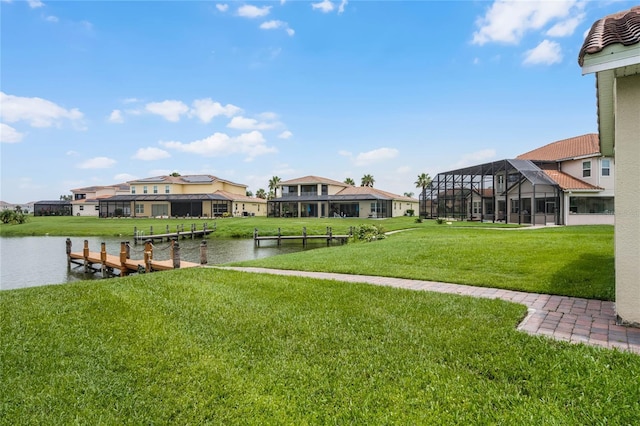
[131, 186, 136, 194]
[143, 186, 148, 194]
[79, 205, 84, 211]
[135, 204, 144, 214]
[569, 197, 614, 214]
[153, 185, 158, 194]
[472, 201, 481, 214]
[95, 205, 100, 210]
[601, 159, 610, 176]
[511, 199, 519, 213]
[165, 185, 170, 194]
[583, 161, 591, 178]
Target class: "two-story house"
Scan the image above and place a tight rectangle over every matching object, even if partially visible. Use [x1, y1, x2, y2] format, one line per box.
[71, 183, 130, 217]
[422, 134, 614, 226]
[98, 175, 266, 218]
[269, 176, 419, 218]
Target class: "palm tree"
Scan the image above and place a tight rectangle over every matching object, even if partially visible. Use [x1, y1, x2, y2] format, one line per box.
[246, 190, 253, 197]
[344, 177, 355, 186]
[404, 192, 414, 198]
[255, 188, 267, 199]
[361, 174, 375, 187]
[415, 173, 432, 217]
[268, 176, 281, 199]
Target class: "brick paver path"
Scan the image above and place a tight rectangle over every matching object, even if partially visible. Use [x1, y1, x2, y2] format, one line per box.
[218, 267, 640, 355]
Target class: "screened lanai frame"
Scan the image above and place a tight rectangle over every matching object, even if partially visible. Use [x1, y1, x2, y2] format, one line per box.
[419, 159, 563, 225]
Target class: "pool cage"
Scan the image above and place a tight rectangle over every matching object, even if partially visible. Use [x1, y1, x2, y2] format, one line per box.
[420, 159, 563, 225]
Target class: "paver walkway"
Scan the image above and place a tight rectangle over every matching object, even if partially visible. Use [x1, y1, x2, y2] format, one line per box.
[218, 267, 640, 355]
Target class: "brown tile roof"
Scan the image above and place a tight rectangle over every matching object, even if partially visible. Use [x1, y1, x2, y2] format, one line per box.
[543, 170, 603, 191]
[336, 185, 418, 201]
[516, 134, 600, 161]
[215, 190, 267, 203]
[279, 175, 348, 187]
[578, 6, 640, 66]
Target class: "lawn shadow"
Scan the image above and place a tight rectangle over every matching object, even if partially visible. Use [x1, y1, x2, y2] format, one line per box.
[549, 253, 614, 301]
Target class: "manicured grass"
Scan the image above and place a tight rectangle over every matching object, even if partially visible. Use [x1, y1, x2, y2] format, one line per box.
[233, 225, 615, 300]
[0, 215, 515, 238]
[2, 268, 638, 424]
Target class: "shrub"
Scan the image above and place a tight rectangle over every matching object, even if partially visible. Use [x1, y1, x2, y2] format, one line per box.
[354, 224, 386, 242]
[414, 217, 423, 223]
[436, 218, 444, 225]
[405, 209, 415, 216]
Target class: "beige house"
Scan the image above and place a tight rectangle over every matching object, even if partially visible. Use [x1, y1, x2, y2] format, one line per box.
[423, 134, 614, 226]
[579, 6, 640, 326]
[71, 183, 130, 217]
[98, 175, 266, 218]
[268, 175, 418, 218]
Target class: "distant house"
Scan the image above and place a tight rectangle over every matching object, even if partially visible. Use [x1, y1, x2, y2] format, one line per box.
[579, 6, 640, 325]
[421, 134, 614, 226]
[98, 175, 266, 218]
[71, 183, 130, 217]
[33, 200, 72, 216]
[268, 175, 418, 218]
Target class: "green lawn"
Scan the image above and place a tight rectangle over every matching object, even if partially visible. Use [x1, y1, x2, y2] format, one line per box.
[233, 225, 615, 300]
[2, 269, 638, 425]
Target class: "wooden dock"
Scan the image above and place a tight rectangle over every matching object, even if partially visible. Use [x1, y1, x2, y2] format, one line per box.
[66, 239, 206, 277]
[253, 227, 352, 247]
[133, 222, 215, 244]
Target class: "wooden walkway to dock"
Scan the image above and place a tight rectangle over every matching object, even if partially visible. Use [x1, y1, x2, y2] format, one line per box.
[67, 239, 204, 277]
[253, 227, 352, 247]
[133, 222, 215, 244]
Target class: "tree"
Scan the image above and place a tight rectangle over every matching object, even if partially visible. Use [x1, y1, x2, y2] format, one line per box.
[361, 174, 375, 187]
[415, 173, 432, 193]
[344, 177, 355, 186]
[59, 194, 72, 201]
[268, 176, 281, 199]
[246, 190, 253, 197]
[404, 192, 414, 198]
[255, 188, 267, 199]
[170, 172, 181, 177]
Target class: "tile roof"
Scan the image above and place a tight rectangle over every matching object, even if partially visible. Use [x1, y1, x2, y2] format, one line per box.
[279, 175, 349, 187]
[516, 134, 600, 161]
[336, 185, 418, 201]
[215, 190, 267, 203]
[542, 170, 603, 191]
[578, 6, 640, 66]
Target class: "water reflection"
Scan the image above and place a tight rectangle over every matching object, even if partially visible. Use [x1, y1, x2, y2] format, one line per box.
[0, 236, 324, 291]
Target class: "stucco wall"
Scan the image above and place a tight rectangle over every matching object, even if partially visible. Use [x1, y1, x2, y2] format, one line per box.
[615, 73, 640, 325]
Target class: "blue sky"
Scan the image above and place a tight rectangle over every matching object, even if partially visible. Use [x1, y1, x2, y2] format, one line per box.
[1, 0, 635, 203]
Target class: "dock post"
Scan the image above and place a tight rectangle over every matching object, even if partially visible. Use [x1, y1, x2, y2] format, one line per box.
[254, 228, 259, 246]
[144, 239, 153, 273]
[134, 226, 138, 245]
[200, 240, 208, 265]
[191, 223, 195, 240]
[120, 242, 128, 276]
[66, 238, 72, 268]
[83, 240, 90, 273]
[172, 241, 181, 269]
[277, 227, 281, 246]
[327, 227, 332, 246]
[150, 226, 153, 237]
[303, 227, 307, 247]
[100, 242, 107, 276]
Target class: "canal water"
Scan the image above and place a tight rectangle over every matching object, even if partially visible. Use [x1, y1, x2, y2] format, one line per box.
[0, 236, 319, 291]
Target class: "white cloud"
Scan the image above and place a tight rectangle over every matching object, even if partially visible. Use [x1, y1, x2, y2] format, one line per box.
[108, 109, 124, 123]
[237, 4, 271, 18]
[312, 0, 334, 13]
[190, 98, 242, 123]
[0, 123, 23, 143]
[227, 116, 279, 130]
[546, 13, 585, 37]
[278, 130, 293, 139]
[77, 157, 116, 169]
[45, 15, 58, 23]
[216, 3, 228, 12]
[114, 173, 138, 182]
[132, 147, 171, 161]
[451, 149, 496, 169]
[0, 92, 83, 128]
[286, 28, 295, 36]
[523, 40, 563, 65]
[472, 0, 580, 45]
[160, 130, 276, 160]
[260, 20, 295, 36]
[28, 0, 44, 8]
[354, 147, 398, 166]
[145, 100, 189, 122]
[123, 97, 141, 104]
[338, 0, 348, 14]
[338, 150, 352, 157]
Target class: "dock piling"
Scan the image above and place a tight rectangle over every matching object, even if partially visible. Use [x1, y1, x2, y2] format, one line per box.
[172, 241, 181, 269]
[66, 238, 72, 268]
[144, 240, 153, 273]
[100, 242, 107, 276]
[200, 240, 208, 265]
[83, 240, 90, 273]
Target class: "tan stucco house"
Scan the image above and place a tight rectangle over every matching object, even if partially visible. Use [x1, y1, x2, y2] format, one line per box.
[268, 175, 418, 218]
[98, 175, 267, 218]
[422, 134, 614, 225]
[71, 183, 130, 217]
[579, 6, 640, 326]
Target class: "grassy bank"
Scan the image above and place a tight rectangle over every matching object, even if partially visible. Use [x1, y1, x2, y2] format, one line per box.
[2, 268, 638, 424]
[234, 225, 615, 300]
